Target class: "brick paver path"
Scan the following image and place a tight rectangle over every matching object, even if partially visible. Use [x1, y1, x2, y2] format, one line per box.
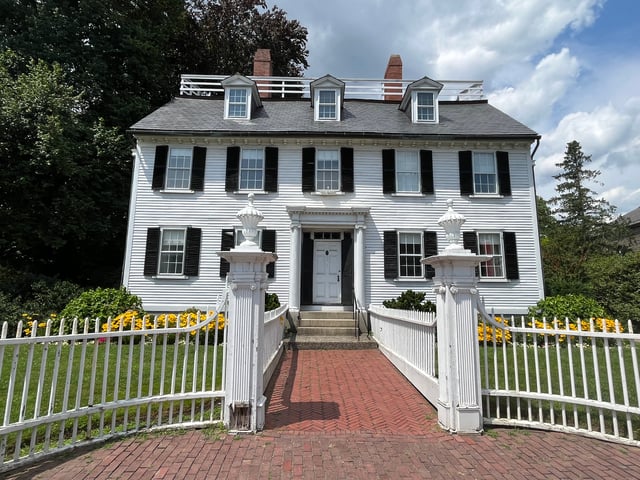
[6, 349, 640, 479]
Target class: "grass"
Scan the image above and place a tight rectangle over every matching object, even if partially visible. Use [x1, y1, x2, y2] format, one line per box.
[0, 335, 225, 463]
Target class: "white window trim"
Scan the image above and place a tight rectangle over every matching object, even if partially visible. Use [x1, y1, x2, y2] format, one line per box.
[234, 227, 263, 247]
[164, 147, 193, 191]
[224, 87, 251, 120]
[395, 150, 421, 193]
[314, 88, 341, 121]
[315, 149, 341, 192]
[238, 147, 265, 192]
[397, 231, 424, 279]
[157, 227, 187, 277]
[411, 90, 438, 124]
[476, 231, 505, 279]
[472, 151, 499, 196]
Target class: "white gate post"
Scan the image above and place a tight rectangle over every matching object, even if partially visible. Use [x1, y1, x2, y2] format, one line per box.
[218, 194, 277, 432]
[423, 200, 491, 434]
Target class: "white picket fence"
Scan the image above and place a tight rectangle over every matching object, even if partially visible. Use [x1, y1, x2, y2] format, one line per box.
[368, 305, 439, 405]
[477, 304, 640, 446]
[262, 304, 289, 388]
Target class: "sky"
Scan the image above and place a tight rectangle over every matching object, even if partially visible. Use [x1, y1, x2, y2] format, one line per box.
[271, 0, 640, 215]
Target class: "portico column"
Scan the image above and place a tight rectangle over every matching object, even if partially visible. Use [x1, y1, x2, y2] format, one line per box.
[354, 223, 366, 308]
[289, 222, 301, 315]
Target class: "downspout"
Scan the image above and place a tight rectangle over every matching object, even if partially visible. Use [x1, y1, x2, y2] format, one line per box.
[529, 137, 546, 299]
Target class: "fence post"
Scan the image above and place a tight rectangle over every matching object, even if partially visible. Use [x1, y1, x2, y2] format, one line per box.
[218, 194, 277, 432]
[423, 200, 491, 434]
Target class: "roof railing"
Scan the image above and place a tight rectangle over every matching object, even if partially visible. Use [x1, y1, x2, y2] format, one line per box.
[179, 75, 484, 101]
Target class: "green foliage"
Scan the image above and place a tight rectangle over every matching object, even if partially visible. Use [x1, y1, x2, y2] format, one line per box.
[265, 292, 280, 312]
[383, 290, 436, 312]
[528, 294, 608, 321]
[60, 287, 143, 321]
[585, 252, 640, 323]
[0, 291, 24, 335]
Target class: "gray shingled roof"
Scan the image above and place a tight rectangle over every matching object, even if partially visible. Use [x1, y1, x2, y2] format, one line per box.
[130, 97, 539, 140]
[623, 206, 640, 225]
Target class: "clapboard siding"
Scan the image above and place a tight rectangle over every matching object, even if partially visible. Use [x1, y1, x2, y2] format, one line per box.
[123, 141, 542, 313]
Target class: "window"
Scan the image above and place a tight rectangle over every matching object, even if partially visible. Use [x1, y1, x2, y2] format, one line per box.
[165, 148, 192, 189]
[159, 229, 185, 274]
[227, 88, 249, 118]
[143, 227, 201, 277]
[220, 229, 276, 278]
[477, 233, 503, 278]
[459, 151, 511, 196]
[384, 230, 438, 280]
[396, 151, 420, 193]
[152, 145, 207, 192]
[398, 232, 423, 278]
[462, 231, 519, 280]
[473, 152, 497, 194]
[318, 90, 337, 120]
[416, 92, 435, 122]
[316, 150, 340, 191]
[235, 228, 263, 247]
[239, 148, 264, 191]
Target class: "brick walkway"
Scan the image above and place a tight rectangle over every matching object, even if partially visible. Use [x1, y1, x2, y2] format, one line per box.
[6, 349, 640, 479]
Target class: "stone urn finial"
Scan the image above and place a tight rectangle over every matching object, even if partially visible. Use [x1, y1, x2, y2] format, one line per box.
[236, 193, 263, 250]
[438, 199, 466, 253]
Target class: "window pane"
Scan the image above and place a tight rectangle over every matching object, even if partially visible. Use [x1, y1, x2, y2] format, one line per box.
[399, 232, 423, 277]
[473, 153, 497, 193]
[318, 90, 336, 119]
[159, 229, 185, 274]
[396, 151, 419, 192]
[228, 88, 248, 118]
[316, 150, 340, 190]
[240, 148, 264, 190]
[417, 92, 434, 121]
[478, 233, 503, 277]
[166, 148, 192, 189]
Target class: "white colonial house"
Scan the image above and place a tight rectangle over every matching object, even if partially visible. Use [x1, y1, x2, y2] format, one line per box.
[122, 51, 544, 316]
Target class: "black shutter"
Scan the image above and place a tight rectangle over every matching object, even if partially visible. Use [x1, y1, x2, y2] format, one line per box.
[463, 231, 480, 277]
[459, 151, 474, 196]
[262, 229, 276, 278]
[423, 231, 438, 279]
[341, 233, 354, 306]
[225, 146, 240, 192]
[300, 233, 313, 304]
[143, 228, 161, 276]
[340, 147, 354, 193]
[496, 151, 511, 196]
[420, 150, 434, 194]
[219, 229, 235, 277]
[383, 231, 398, 279]
[302, 147, 315, 192]
[264, 147, 278, 193]
[503, 231, 519, 280]
[191, 147, 206, 191]
[184, 227, 201, 276]
[152, 146, 168, 190]
[382, 149, 396, 194]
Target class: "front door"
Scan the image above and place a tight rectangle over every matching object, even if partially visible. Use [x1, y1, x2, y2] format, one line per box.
[313, 240, 342, 304]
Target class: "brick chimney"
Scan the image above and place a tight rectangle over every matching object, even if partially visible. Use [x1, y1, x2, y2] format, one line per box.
[253, 49, 272, 99]
[384, 54, 403, 102]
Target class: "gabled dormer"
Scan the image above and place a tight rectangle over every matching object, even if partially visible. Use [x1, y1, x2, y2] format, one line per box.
[399, 77, 443, 124]
[310, 75, 345, 121]
[221, 74, 262, 120]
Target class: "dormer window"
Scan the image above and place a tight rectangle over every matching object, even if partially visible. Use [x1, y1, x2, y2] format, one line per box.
[310, 75, 345, 122]
[221, 74, 262, 120]
[399, 76, 443, 124]
[318, 90, 337, 120]
[228, 88, 249, 118]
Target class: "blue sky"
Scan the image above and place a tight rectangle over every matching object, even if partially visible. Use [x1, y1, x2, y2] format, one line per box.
[272, 0, 640, 215]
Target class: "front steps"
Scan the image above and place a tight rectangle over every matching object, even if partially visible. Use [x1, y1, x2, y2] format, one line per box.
[287, 309, 377, 350]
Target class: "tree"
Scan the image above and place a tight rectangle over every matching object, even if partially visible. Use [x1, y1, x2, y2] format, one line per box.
[183, 0, 309, 76]
[0, 51, 130, 284]
[544, 141, 628, 294]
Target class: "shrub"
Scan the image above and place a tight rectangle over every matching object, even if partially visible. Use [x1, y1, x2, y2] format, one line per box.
[22, 279, 83, 317]
[383, 290, 436, 312]
[60, 287, 143, 321]
[527, 294, 608, 321]
[0, 291, 24, 335]
[265, 292, 280, 311]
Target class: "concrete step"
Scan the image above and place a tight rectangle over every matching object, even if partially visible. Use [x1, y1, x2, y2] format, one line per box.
[299, 310, 353, 320]
[285, 334, 378, 350]
[299, 318, 354, 328]
[297, 326, 356, 337]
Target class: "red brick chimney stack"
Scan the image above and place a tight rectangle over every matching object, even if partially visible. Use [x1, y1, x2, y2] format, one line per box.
[384, 54, 403, 102]
[253, 49, 272, 99]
